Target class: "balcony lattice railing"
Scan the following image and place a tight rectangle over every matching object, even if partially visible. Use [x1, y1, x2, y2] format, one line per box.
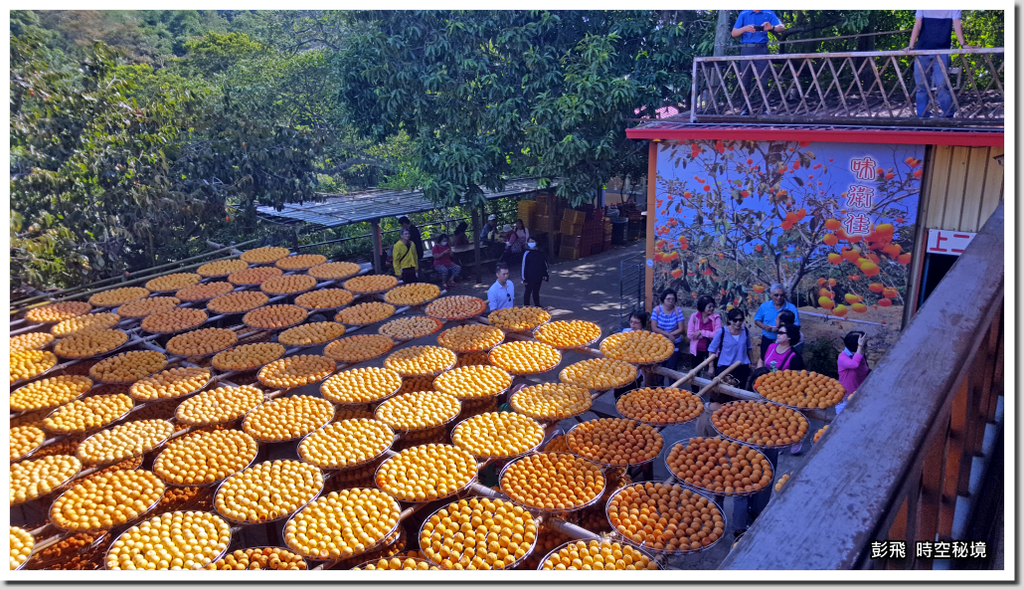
[691, 48, 1003, 127]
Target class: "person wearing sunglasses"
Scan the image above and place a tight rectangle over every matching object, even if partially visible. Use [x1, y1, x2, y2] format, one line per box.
[487, 262, 515, 313]
[753, 283, 800, 360]
[757, 322, 805, 372]
[707, 307, 756, 390]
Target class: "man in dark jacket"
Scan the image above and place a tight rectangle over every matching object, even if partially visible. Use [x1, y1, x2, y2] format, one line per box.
[520, 238, 549, 307]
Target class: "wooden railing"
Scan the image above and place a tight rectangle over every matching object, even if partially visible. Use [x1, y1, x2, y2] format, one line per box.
[720, 201, 1003, 569]
[692, 48, 1004, 127]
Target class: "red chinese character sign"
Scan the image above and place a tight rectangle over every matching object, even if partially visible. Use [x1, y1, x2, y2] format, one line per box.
[652, 139, 923, 325]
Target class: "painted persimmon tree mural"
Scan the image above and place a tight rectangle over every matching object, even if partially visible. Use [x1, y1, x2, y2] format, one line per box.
[652, 139, 924, 318]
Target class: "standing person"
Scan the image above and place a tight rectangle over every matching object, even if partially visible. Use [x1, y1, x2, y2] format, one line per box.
[520, 238, 548, 307]
[487, 262, 515, 312]
[757, 323, 805, 372]
[697, 307, 756, 438]
[836, 331, 871, 413]
[753, 283, 800, 360]
[392, 229, 418, 284]
[452, 221, 470, 247]
[651, 289, 686, 384]
[398, 217, 424, 265]
[707, 308, 756, 390]
[514, 219, 530, 246]
[431, 233, 462, 290]
[687, 295, 722, 368]
[731, 10, 785, 111]
[497, 224, 518, 266]
[905, 11, 972, 118]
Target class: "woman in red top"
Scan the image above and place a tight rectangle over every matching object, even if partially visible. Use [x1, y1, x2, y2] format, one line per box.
[687, 295, 722, 367]
[431, 234, 462, 289]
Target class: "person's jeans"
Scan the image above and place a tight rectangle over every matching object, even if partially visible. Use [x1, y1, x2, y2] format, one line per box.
[739, 44, 770, 110]
[914, 54, 954, 117]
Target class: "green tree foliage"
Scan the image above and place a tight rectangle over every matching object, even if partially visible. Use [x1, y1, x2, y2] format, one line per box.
[337, 11, 706, 209]
[10, 28, 327, 290]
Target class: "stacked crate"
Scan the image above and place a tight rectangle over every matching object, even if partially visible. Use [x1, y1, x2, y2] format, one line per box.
[558, 209, 586, 260]
[583, 216, 603, 257]
[532, 193, 556, 233]
[517, 199, 537, 228]
[627, 210, 645, 241]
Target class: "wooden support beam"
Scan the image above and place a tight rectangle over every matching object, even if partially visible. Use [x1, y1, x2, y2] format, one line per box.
[669, 354, 717, 389]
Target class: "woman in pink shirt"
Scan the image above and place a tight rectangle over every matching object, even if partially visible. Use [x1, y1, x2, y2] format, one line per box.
[687, 296, 722, 367]
[836, 331, 870, 413]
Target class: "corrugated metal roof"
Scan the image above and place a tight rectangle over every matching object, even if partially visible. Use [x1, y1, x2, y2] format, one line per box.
[256, 178, 550, 228]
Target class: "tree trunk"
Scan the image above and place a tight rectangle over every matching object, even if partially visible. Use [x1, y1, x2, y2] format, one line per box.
[714, 11, 732, 57]
[471, 206, 482, 284]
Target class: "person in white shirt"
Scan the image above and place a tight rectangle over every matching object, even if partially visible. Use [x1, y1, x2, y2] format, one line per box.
[487, 262, 515, 312]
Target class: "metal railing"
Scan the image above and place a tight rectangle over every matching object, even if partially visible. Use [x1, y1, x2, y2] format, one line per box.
[619, 256, 645, 329]
[720, 202, 1003, 569]
[692, 48, 1003, 126]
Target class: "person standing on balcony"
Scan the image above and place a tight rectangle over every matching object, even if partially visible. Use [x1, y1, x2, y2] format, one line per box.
[731, 10, 785, 112]
[753, 283, 800, 360]
[905, 10, 973, 118]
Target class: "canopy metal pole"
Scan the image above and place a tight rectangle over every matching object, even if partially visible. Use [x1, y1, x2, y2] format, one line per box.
[370, 219, 383, 275]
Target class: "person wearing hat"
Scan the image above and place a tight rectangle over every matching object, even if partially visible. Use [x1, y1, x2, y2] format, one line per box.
[480, 215, 498, 243]
[392, 228, 419, 283]
[498, 223, 519, 268]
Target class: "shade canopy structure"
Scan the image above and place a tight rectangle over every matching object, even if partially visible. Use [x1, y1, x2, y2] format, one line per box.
[256, 178, 550, 229]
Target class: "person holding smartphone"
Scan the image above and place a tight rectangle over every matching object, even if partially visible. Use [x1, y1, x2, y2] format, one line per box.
[836, 331, 871, 413]
[731, 10, 785, 111]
